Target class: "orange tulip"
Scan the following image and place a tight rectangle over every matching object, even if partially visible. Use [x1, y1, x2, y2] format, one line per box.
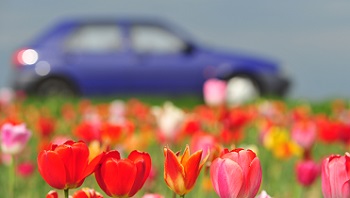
[163, 145, 208, 196]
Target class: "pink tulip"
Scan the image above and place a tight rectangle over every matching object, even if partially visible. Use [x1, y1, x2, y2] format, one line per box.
[210, 148, 262, 198]
[291, 120, 316, 149]
[1, 123, 31, 155]
[203, 78, 227, 107]
[295, 160, 320, 186]
[322, 153, 350, 198]
[17, 161, 35, 177]
[142, 193, 164, 198]
[255, 190, 271, 198]
[190, 132, 221, 162]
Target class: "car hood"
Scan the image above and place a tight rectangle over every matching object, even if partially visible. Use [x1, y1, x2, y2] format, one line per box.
[197, 46, 280, 73]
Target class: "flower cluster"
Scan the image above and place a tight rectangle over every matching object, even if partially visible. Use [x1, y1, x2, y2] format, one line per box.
[38, 140, 151, 198]
[0, 95, 349, 197]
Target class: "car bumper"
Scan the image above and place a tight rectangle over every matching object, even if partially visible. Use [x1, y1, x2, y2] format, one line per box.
[12, 71, 41, 94]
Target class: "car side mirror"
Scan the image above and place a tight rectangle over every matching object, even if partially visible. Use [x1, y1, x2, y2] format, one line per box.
[183, 43, 195, 55]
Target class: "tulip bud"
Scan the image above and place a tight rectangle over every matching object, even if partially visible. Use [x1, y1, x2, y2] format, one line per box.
[295, 160, 320, 186]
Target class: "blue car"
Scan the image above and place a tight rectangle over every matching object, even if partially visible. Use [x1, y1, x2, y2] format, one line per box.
[12, 17, 290, 102]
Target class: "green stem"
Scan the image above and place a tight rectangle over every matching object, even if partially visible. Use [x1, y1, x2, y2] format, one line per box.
[180, 195, 185, 198]
[9, 155, 15, 198]
[172, 192, 176, 198]
[64, 189, 69, 198]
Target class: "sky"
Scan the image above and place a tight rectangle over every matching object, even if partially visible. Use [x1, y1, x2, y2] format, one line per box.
[1, 1, 350, 100]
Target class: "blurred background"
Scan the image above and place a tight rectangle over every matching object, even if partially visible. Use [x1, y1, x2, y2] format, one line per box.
[1, 0, 350, 100]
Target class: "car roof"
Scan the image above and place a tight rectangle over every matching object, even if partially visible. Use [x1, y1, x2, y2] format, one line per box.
[56, 16, 171, 27]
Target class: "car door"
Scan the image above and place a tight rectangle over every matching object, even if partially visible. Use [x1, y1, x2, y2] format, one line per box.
[125, 23, 205, 95]
[63, 22, 135, 95]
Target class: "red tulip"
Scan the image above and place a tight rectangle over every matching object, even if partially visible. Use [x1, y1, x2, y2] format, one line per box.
[163, 145, 208, 196]
[316, 116, 340, 143]
[322, 153, 350, 198]
[210, 148, 262, 198]
[295, 160, 320, 186]
[72, 188, 103, 198]
[37, 116, 56, 137]
[46, 190, 58, 198]
[74, 121, 101, 143]
[101, 122, 125, 145]
[95, 150, 151, 197]
[37, 140, 102, 190]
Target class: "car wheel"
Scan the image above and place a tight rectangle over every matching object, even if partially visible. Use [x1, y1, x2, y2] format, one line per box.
[226, 76, 260, 106]
[36, 78, 77, 96]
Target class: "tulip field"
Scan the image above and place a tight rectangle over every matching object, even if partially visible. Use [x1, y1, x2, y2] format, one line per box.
[0, 95, 349, 198]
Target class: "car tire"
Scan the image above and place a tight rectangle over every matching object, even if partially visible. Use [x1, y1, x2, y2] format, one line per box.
[226, 75, 260, 106]
[36, 78, 77, 97]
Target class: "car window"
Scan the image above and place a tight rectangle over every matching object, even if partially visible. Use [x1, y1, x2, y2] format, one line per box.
[131, 25, 186, 54]
[66, 24, 122, 53]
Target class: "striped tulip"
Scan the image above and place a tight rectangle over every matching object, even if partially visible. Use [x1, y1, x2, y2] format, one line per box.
[163, 145, 208, 196]
[210, 148, 262, 198]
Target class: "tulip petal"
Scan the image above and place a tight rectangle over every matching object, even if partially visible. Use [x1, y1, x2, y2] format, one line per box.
[184, 150, 202, 190]
[342, 180, 350, 198]
[224, 149, 255, 177]
[38, 150, 66, 189]
[210, 158, 243, 198]
[104, 150, 121, 160]
[128, 150, 152, 197]
[245, 157, 262, 198]
[95, 165, 112, 197]
[55, 142, 89, 188]
[102, 158, 137, 196]
[72, 190, 89, 198]
[329, 156, 350, 198]
[181, 145, 190, 165]
[164, 147, 186, 195]
[322, 157, 332, 198]
[82, 152, 105, 180]
[95, 151, 121, 197]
